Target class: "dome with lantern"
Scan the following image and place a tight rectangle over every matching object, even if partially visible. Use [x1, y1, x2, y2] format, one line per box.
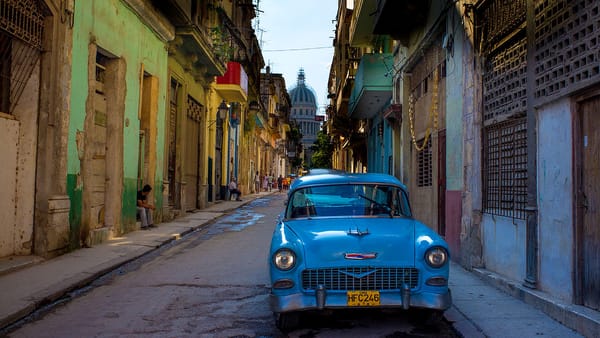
[289, 68, 318, 107]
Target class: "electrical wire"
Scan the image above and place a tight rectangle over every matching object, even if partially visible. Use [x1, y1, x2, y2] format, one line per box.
[263, 46, 333, 52]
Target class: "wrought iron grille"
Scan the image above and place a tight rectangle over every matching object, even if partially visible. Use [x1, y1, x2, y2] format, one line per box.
[476, 0, 526, 54]
[417, 137, 432, 187]
[482, 118, 528, 220]
[409, 37, 444, 100]
[534, 0, 600, 102]
[0, 0, 46, 114]
[483, 36, 527, 123]
[302, 267, 420, 291]
[187, 95, 204, 122]
[0, 0, 45, 49]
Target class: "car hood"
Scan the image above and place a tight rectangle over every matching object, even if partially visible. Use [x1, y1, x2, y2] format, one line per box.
[283, 217, 416, 267]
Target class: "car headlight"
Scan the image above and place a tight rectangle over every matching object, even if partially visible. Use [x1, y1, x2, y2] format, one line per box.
[425, 247, 448, 268]
[273, 249, 296, 270]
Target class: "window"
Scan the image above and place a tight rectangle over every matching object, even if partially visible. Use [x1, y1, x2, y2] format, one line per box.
[482, 118, 528, 219]
[416, 138, 432, 187]
[286, 184, 412, 218]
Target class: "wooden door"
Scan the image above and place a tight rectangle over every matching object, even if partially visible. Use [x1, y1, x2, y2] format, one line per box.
[184, 97, 202, 211]
[167, 80, 179, 207]
[577, 94, 600, 310]
[90, 77, 107, 229]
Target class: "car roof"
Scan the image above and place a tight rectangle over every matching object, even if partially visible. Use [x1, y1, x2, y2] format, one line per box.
[290, 172, 407, 191]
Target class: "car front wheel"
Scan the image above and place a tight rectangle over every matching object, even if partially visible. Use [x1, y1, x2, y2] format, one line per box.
[275, 311, 300, 331]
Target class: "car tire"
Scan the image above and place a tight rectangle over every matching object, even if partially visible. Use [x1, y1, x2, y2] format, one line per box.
[275, 312, 300, 331]
[415, 309, 444, 325]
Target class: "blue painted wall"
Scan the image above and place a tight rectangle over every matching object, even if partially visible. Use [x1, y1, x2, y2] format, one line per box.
[482, 214, 527, 282]
[537, 98, 573, 301]
[367, 115, 393, 174]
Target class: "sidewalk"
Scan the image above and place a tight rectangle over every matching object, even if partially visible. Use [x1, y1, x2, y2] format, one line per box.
[446, 262, 596, 337]
[0, 191, 597, 337]
[0, 191, 274, 331]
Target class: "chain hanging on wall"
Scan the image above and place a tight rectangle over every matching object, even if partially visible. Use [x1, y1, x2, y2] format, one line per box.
[408, 68, 439, 151]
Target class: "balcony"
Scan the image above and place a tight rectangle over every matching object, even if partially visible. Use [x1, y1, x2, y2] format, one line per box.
[216, 62, 249, 102]
[154, 0, 227, 77]
[348, 53, 393, 119]
[348, 0, 376, 47]
[373, 0, 429, 41]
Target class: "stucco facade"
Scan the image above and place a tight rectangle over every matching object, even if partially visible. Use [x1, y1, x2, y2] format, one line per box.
[68, 0, 171, 247]
[0, 0, 72, 258]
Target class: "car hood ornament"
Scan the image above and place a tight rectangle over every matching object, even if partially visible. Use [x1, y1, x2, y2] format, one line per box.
[347, 227, 369, 236]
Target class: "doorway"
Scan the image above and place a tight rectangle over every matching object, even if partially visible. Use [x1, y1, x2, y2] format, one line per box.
[575, 92, 600, 310]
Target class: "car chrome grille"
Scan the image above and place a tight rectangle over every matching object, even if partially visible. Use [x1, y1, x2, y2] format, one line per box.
[301, 267, 419, 291]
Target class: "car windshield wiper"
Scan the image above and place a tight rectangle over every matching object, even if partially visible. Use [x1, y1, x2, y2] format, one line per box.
[358, 194, 393, 218]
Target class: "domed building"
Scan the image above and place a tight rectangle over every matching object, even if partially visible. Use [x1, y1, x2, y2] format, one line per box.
[289, 69, 320, 167]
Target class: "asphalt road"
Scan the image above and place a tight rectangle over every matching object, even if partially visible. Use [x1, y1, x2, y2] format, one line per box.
[8, 195, 459, 338]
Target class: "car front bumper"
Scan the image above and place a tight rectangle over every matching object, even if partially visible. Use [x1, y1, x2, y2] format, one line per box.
[270, 288, 452, 313]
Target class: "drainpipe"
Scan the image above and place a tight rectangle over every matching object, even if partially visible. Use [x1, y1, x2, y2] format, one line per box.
[524, 0, 538, 289]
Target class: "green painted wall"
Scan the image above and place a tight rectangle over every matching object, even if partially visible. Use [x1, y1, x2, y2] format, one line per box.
[67, 0, 169, 239]
[445, 11, 464, 191]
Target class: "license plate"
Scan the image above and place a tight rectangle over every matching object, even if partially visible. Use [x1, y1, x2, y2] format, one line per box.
[346, 290, 380, 306]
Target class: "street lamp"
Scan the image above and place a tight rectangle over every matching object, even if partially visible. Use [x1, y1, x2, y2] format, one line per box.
[209, 100, 229, 127]
[217, 100, 229, 120]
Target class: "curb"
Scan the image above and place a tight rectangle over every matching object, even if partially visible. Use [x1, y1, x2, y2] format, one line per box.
[472, 267, 600, 338]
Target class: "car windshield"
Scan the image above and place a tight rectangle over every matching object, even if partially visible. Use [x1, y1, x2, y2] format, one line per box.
[285, 184, 412, 219]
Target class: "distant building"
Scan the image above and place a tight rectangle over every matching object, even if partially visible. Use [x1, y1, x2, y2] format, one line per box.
[289, 69, 320, 167]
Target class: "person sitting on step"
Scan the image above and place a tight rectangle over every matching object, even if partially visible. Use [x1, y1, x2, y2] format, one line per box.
[228, 177, 242, 201]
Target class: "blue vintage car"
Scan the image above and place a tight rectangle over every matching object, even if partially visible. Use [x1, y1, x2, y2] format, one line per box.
[269, 172, 452, 330]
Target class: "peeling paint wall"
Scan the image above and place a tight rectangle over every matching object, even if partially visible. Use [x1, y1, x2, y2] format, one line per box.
[68, 0, 169, 246]
[537, 98, 574, 301]
[0, 117, 19, 256]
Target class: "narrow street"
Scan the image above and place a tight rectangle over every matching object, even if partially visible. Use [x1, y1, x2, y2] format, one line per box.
[7, 195, 458, 338]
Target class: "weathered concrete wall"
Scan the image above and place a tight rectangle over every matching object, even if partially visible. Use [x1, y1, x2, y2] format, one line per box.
[0, 117, 19, 256]
[0, 42, 42, 257]
[13, 55, 41, 255]
[537, 98, 574, 301]
[482, 215, 527, 282]
[445, 6, 466, 259]
[459, 0, 483, 268]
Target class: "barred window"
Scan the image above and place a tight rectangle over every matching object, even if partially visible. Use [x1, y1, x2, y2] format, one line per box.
[417, 138, 432, 187]
[482, 118, 528, 219]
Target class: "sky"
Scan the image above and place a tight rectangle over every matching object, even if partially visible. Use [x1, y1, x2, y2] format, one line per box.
[254, 0, 339, 115]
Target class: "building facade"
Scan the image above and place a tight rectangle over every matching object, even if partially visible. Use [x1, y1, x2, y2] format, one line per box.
[0, 0, 73, 258]
[329, 0, 600, 334]
[0, 0, 291, 259]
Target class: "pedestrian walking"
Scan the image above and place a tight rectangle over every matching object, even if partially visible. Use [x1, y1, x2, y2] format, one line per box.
[254, 171, 260, 193]
[268, 173, 273, 192]
[277, 175, 283, 192]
